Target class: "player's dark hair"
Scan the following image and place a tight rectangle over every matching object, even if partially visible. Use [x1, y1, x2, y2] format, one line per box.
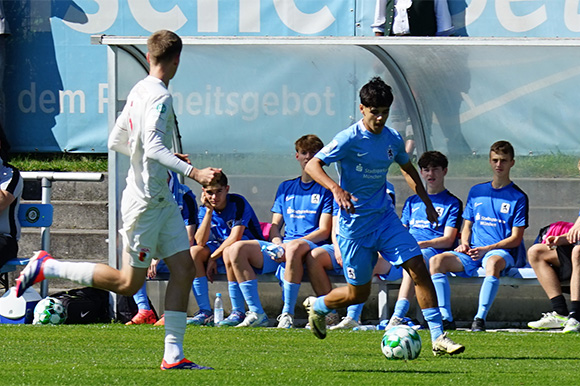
[489, 140, 514, 160]
[359, 77, 394, 108]
[203, 171, 228, 188]
[418, 151, 448, 170]
[147, 30, 182, 65]
[295, 134, 324, 154]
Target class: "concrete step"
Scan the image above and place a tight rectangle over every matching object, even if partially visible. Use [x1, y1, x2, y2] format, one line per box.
[23, 174, 108, 202]
[19, 229, 108, 263]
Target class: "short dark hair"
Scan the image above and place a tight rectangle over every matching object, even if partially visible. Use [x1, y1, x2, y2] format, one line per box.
[489, 140, 514, 160]
[147, 30, 182, 65]
[203, 171, 228, 188]
[359, 77, 394, 108]
[295, 134, 324, 154]
[418, 151, 448, 170]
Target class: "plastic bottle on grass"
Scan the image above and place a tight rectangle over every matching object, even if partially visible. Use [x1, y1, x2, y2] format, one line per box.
[214, 293, 224, 325]
[353, 325, 376, 331]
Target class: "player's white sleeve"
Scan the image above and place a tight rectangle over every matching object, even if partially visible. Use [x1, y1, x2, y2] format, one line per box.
[434, 0, 454, 36]
[371, 0, 387, 34]
[143, 129, 193, 177]
[108, 123, 131, 157]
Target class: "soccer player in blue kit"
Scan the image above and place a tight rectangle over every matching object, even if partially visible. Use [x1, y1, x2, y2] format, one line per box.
[303, 77, 464, 356]
[429, 140, 529, 332]
[188, 172, 264, 326]
[385, 151, 463, 330]
[223, 135, 333, 328]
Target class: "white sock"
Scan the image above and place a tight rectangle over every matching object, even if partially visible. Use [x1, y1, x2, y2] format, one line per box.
[44, 260, 95, 287]
[164, 310, 186, 364]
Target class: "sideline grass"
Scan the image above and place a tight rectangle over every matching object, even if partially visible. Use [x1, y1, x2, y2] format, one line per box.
[1, 324, 579, 386]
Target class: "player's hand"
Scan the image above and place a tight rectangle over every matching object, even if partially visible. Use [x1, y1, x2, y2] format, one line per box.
[147, 259, 159, 279]
[201, 191, 215, 210]
[567, 224, 580, 244]
[174, 153, 191, 164]
[333, 187, 357, 214]
[206, 259, 217, 283]
[545, 235, 558, 250]
[425, 205, 439, 227]
[190, 167, 222, 186]
[467, 246, 487, 260]
[334, 247, 343, 267]
[454, 243, 469, 254]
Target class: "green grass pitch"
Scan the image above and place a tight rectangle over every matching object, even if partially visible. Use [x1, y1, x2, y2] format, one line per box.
[1, 324, 579, 386]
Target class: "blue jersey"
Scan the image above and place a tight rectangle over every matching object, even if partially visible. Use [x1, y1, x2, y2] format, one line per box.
[168, 171, 198, 227]
[464, 181, 528, 264]
[316, 120, 409, 238]
[198, 193, 264, 244]
[271, 177, 333, 244]
[401, 190, 462, 253]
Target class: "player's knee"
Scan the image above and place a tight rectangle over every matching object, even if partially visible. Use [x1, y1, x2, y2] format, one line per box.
[527, 245, 543, 265]
[429, 253, 445, 274]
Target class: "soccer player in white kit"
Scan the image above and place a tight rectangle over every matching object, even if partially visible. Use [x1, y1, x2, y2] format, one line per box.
[16, 30, 221, 370]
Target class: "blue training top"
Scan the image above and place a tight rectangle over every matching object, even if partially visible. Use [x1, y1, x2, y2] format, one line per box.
[271, 177, 333, 244]
[401, 190, 463, 253]
[316, 120, 408, 239]
[198, 193, 264, 244]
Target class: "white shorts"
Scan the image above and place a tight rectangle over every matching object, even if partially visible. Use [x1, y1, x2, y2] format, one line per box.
[120, 195, 190, 269]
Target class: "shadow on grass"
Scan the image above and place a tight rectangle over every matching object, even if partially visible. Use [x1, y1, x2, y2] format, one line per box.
[336, 369, 453, 375]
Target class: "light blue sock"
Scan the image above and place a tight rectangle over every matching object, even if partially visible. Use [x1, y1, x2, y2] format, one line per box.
[422, 307, 444, 341]
[133, 282, 150, 311]
[431, 273, 453, 322]
[313, 296, 332, 315]
[239, 279, 264, 314]
[282, 280, 300, 315]
[192, 277, 211, 312]
[228, 281, 245, 313]
[347, 303, 364, 321]
[475, 276, 500, 320]
[393, 298, 410, 319]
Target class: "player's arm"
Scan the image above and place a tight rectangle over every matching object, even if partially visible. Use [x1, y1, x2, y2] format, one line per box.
[108, 122, 131, 157]
[305, 157, 357, 214]
[455, 220, 473, 253]
[419, 226, 458, 250]
[269, 212, 285, 244]
[330, 215, 342, 266]
[471, 226, 526, 257]
[399, 161, 438, 224]
[195, 203, 213, 247]
[186, 224, 196, 247]
[0, 189, 15, 212]
[302, 212, 332, 245]
[210, 225, 246, 260]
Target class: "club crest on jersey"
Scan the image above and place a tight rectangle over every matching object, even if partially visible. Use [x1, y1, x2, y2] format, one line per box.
[500, 203, 510, 213]
[156, 103, 167, 114]
[138, 248, 150, 262]
[436, 207, 444, 217]
[227, 219, 235, 229]
[311, 194, 320, 204]
[321, 140, 338, 155]
[386, 147, 394, 160]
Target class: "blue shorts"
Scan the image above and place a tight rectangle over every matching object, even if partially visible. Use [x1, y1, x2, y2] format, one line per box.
[338, 216, 420, 285]
[255, 240, 282, 275]
[205, 241, 227, 274]
[450, 249, 516, 278]
[274, 239, 320, 281]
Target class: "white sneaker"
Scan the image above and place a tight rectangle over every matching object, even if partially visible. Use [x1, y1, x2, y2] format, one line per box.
[384, 316, 404, 330]
[329, 316, 359, 330]
[563, 317, 580, 333]
[528, 311, 568, 329]
[276, 312, 294, 328]
[234, 311, 269, 328]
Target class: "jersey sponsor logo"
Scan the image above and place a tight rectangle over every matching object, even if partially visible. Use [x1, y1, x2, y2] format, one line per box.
[347, 267, 356, 280]
[500, 203, 511, 213]
[311, 194, 320, 204]
[357, 152, 369, 157]
[355, 163, 363, 172]
[321, 140, 338, 155]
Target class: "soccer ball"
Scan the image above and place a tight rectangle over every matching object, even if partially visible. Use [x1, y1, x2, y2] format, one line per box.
[33, 297, 67, 325]
[381, 325, 422, 360]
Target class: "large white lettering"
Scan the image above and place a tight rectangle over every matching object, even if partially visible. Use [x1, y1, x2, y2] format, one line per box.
[128, 0, 187, 32]
[465, 0, 487, 27]
[60, 90, 86, 113]
[565, 0, 580, 32]
[198, 0, 218, 33]
[63, 0, 117, 33]
[273, 0, 335, 34]
[496, 0, 546, 33]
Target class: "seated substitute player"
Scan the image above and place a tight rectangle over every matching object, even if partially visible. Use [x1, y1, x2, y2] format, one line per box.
[527, 161, 580, 333]
[15, 30, 221, 370]
[385, 151, 462, 330]
[430, 140, 529, 332]
[126, 171, 199, 326]
[303, 77, 464, 356]
[188, 171, 264, 326]
[222, 134, 333, 328]
[307, 182, 398, 330]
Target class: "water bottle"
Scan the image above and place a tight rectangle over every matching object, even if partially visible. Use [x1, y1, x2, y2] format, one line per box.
[214, 293, 224, 325]
[352, 325, 377, 331]
[261, 244, 284, 260]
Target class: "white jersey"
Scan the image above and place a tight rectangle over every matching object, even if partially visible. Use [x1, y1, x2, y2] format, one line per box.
[108, 76, 193, 209]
